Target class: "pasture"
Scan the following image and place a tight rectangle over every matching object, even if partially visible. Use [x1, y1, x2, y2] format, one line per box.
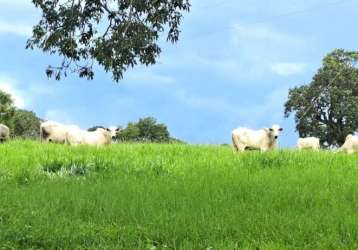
[1, 140, 358, 249]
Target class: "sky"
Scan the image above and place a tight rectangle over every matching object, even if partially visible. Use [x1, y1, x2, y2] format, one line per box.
[0, 0, 357, 147]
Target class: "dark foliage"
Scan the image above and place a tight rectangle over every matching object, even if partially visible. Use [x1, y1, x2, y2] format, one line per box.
[285, 49, 358, 147]
[27, 0, 190, 81]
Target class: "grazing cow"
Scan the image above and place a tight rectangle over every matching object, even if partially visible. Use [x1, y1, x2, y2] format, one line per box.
[297, 137, 320, 150]
[232, 124, 283, 152]
[40, 121, 80, 143]
[0, 124, 10, 143]
[66, 127, 112, 146]
[337, 134, 358, 154]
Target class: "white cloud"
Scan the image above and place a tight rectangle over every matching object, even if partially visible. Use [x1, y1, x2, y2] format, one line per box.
[270, 62, 307, 76]
[174, 90, 233, 113]
[0, 0, 38, 36]
[27, 83, 55, 96]
[0, 77, 26, 108]
[0, 0, 32, 6]
[162, 23, 311, 81]
[160, 53, 244, 79]
[0, 0, 35, 12]
[0, 74, 55, 109]
[44, 109, 74, 124]
[173, 84, 289, 128]
[232, 24, 298, 45]
[230, 23, 310, 77]
[0, 20, 32, 36]
[124, 69, 175, 85]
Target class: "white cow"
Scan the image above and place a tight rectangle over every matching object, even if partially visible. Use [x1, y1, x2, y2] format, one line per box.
[40, 121, 80, 144]
[0, 124, 10, 143]
[337, 134, 358, 154]
[297, 137, 320, 150]
[232, 124, 283, 152]
[66, 127, 112, 146]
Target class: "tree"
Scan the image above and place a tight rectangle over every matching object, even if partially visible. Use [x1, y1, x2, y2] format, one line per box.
[118, 117, 171, 142]
[88, 125, 105, 132]
[284, 49, 358, 147]
[169, 137, 185, 144]
[136, 117, 170, 142]
[27, 0, 190, 81]
[0, 90, 42, 138]
[118, 122, 140, 141]
[0, 90, 15, 128]
[11, 109, 41, 138]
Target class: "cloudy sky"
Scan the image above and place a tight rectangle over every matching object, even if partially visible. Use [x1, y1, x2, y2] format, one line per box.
[0, 0, 357, 146]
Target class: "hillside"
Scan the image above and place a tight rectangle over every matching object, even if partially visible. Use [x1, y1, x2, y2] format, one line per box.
[0, 140, 358, 249]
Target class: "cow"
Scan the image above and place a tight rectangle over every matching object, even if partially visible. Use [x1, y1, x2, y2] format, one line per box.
[40, 120, 80, 144]
[66, 127, 112, 146]
[337, 134, 358, 154]
[0, 124, 10, 143]
[232, 124, 283, 152]
[108, 126, 122, 141]
[297, 137, 320, 150]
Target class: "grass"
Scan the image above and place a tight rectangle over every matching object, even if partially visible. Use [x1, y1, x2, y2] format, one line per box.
[0, 140, 358, 249]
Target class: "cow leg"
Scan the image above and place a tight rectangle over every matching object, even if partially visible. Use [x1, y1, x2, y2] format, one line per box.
[232, 135, 246, 153]
[232, 143, 245, 152]
[260, 147, 268, 152]
[235, 143, 246, 152]
[231, 134, 239, 152]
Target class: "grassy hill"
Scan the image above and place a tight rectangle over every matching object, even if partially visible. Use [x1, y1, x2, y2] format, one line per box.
[0, 140, 358, 249]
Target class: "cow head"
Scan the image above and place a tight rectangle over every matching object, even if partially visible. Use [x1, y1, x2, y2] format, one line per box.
[107, 126, 122, 140]
[345, 134, 353, 141]
[264, 124, 283, 140]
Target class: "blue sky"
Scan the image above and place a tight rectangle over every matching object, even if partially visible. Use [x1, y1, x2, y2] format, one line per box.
[0, 0, 357, 146]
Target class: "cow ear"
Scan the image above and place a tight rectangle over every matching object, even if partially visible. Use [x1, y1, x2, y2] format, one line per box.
[279, 128, 283, 131]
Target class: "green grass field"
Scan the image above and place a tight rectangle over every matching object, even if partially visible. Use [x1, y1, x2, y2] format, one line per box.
[1, 140, 358, 249]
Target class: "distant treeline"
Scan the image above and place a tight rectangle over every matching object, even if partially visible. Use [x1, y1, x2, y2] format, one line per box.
[0, 90, 183, 143]
[88, 117, 185, 144]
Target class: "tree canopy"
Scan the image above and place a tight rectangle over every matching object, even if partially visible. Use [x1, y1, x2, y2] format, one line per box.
[11, 109, 42, 138]
[27, 0, 190, 81]
[86, 117, 183, 143]
[1, 90, 183, 142]
[87, 125, 105, 132]
[0, 90, 15, 128]
[118, 117, 174, 142]
[284, 49, 358, 147]
[0, 90, 42, 138]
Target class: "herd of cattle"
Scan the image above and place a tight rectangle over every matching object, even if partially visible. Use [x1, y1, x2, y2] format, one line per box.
[0, 122, 357, 153]
[0, 121, 120, 146]
[231, 124, 358, 154]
